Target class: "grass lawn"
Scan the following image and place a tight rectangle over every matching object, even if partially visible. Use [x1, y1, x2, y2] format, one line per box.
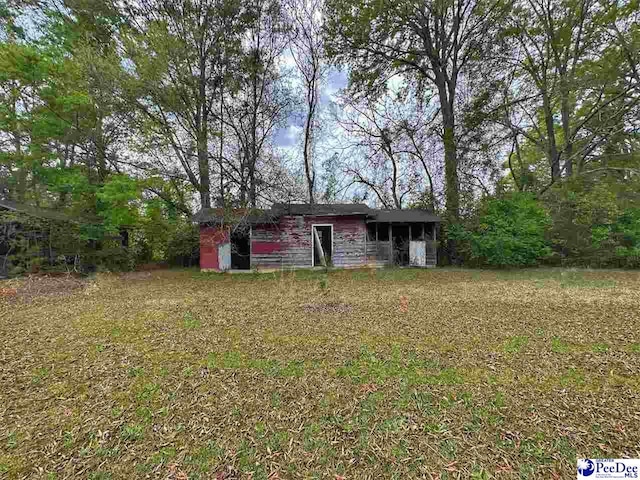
[2, 268, 640, 479]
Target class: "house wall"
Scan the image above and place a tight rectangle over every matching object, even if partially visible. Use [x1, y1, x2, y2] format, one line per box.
[251, 215, 367, 269]
[200, 225, 229, 270]
[199, 217, 437, 271]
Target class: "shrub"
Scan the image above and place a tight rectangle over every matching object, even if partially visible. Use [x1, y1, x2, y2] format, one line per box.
[452, 193, 551, 267]
[542, 175, 640, 267]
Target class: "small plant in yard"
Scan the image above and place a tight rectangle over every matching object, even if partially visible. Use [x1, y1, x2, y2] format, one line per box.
[127, 366, 144, 377]
[439, 438, 457, 459]
[120, 424, 144, 442]
[503, 335, 528, 353]
[551, 336, 569, 353]
[592, 342, 609, 353]
[318, 275, 329, 293]
[62, 431, 74, 449]
[88, 472, 113, 480]
[31, 367, 49, 384]
[183, 311, 201, 329]
[6, 431, 17, 449]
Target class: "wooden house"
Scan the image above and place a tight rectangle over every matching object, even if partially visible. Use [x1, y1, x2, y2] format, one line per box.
[194, 203, 441, 271]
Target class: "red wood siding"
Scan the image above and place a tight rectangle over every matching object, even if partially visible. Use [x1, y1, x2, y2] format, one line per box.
[251, 215, 367, 269]
[199, 225, 228, 270]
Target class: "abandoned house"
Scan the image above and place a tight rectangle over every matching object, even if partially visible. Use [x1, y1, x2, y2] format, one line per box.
[193, 203, 441, 271]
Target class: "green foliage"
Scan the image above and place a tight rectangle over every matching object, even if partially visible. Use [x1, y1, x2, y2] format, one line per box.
[543, 177, 640, 267]
[96, 175, 141, 233]
[451, 193, 551, 267]
[613, 208, 640, 259]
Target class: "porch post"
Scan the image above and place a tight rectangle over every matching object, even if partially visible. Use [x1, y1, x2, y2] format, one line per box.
[388, 223, 392, 265]
[364, 222, 367, 264]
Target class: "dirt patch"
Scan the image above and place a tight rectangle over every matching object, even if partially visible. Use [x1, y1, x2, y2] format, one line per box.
[119, 271, 154, 281]
[302, 301, 353, 314]
[0, 274, 88, 302]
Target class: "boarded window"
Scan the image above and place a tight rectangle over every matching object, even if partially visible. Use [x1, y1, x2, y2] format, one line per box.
[377, 223, 389, 241]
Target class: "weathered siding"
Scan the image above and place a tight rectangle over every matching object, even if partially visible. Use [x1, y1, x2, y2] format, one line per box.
[200, 217, 437, 270]
[251, 215, 367, 269]
[250, 222, 282, 269]
[200, 225, 229, 270]
[328, 216, 367, 267]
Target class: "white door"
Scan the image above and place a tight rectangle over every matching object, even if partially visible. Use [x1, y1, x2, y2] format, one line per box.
[218, 243, 231, 271]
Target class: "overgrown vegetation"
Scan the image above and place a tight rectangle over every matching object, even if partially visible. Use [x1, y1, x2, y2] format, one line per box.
[2, 268, 640, 478]
[0, 206, 199, 276]
[2, 0, 639, 273]
[451, 193, 552, 267]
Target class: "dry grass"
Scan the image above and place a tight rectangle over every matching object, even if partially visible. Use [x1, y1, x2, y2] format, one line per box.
[1, 268, 640, 479]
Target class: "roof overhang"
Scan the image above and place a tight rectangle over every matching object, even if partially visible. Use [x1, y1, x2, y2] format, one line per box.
[192, 208, 277, 225]
[368, 209, 441, 223]
[192, 204, 441, 224]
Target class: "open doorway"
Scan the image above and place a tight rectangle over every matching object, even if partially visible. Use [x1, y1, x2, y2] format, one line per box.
[230, 227, 251, 270]
[312, 225, 333, 266]
[392, 225, 410, 266]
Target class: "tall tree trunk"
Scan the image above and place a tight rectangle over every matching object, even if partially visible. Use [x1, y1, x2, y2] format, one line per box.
[542, 93, 561, 180]
[198, 130, 210, 209]
[249, 34, 259, 209]
[435, 71, 460, 264]
[303, 103, 316, 204]
[440, 102, 459, 221]
[302, 74, 317, 204]
[10, 91, 26, 202]
[560, 91, 573, 176]
[95, 115, 107, 182]
[14, 132, 26, 203]
[218, 75, 225, 207]
[197, 55, 211, 209]
[434, 71, 460, 221]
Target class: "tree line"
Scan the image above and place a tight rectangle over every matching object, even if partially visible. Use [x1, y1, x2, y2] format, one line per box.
[0, 0, 638, 270]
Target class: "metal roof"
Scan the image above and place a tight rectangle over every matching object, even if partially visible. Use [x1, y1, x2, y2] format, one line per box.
[0, 199, 78, 222]
[370, 209, 441, 223]
[271, 203, 371, 216]
[193, 203, 441, 224]
[192, 207, 277, 225]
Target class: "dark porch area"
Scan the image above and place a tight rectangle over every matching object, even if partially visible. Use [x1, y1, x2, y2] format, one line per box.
[365, 220, 438, 267]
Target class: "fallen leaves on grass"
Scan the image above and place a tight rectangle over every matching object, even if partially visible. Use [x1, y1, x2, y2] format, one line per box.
[2, 268, 640, 479]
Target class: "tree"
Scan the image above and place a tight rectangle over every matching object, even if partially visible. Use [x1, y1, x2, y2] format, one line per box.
[450, 192, 552, 266]
[285, 0, 326, 204]
[121, 0, 246, 209]
[222, 0, 292, 207]
[325, 0, 509, 223]
[496, 0, 639, 186]
[336, 94, 434, 209]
